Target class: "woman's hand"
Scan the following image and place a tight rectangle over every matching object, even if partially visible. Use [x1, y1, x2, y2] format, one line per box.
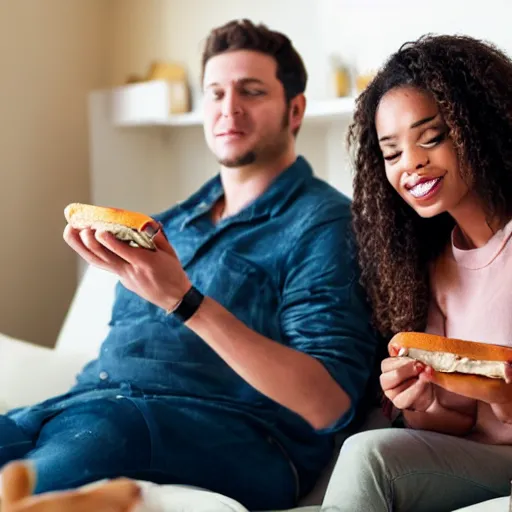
[380, 343, 435, 412]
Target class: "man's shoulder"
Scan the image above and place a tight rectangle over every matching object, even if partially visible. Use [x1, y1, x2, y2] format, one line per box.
[285, 175, 353, 228]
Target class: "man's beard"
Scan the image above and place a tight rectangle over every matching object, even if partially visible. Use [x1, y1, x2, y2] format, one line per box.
[218, 151, 256, 168]
[217, 108, 290, 169]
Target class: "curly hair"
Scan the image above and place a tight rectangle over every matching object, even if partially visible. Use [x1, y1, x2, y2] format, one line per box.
[349, 34, 512, 338]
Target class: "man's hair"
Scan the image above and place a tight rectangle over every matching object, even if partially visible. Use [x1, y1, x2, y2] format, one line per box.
[201, 19, 307, 103]
[348, 34, 512, 338]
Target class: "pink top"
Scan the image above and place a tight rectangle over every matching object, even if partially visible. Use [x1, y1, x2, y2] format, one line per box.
[426, 217, 512, 444]
[427, 218, 512, 347]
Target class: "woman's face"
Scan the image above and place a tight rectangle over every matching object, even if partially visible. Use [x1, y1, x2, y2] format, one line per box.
[375, 86, 469, 218]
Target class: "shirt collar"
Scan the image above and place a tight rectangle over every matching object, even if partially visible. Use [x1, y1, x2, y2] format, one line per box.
[181, 156, 313, 226]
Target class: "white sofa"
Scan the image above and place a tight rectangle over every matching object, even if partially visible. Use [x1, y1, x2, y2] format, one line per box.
[0, 266, 508, 511]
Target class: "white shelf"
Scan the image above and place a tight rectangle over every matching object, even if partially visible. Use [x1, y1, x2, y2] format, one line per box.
[110, 80, 355, 127]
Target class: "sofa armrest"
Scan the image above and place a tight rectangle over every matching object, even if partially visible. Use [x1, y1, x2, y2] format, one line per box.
[452, 497, 510, 511]
[0, 333, 89, 412]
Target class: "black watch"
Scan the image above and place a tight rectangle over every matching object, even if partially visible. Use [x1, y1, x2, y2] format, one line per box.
[168, 286, 204, 322]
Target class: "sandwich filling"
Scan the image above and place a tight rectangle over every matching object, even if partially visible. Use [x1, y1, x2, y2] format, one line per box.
[93, 221, 157, 250]
[399, 347, 506, 379]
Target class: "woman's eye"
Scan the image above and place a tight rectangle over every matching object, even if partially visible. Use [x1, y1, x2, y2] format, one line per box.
[384, 152, 401, 162]
[421, 132, 446, 148]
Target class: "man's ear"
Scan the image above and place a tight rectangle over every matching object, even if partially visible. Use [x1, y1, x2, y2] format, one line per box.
[289, 94, 306, 135]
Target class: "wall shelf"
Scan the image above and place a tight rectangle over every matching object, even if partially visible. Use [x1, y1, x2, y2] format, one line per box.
[110, 80, 356, 127]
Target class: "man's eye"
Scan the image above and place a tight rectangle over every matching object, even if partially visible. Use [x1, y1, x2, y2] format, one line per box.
[244, 89, 264, 96]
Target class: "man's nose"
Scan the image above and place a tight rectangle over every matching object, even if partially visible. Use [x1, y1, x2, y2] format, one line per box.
[221, 92, 242, 117]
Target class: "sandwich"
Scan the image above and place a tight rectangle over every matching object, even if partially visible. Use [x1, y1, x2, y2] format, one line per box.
[391, 332, 512, 402]
[64, 203, 159, 250]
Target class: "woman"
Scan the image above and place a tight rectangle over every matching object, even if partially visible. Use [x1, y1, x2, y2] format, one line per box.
[323, 34, 512, 512]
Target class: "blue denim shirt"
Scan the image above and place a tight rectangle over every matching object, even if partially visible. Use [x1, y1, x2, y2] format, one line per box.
[75, 156, 379, 494]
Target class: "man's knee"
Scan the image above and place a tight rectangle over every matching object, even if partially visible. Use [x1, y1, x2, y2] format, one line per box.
[28, 397, 152, 494]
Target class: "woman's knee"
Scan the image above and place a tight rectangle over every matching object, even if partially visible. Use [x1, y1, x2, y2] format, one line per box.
[335, 428, 409, 478]
[342, 428, 401, 456]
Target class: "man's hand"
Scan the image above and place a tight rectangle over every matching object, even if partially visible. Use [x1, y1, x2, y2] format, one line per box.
[63, 225, 191, 312]
[1, 461, 141, 511]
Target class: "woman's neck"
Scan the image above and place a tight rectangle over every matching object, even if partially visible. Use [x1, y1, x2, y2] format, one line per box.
[449, 193, 501, 249]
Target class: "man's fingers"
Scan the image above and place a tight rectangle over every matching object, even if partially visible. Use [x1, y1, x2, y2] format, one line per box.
[94, 231, 145, 265]
[63, 226, 109, 268]
[79, 230, 126, 267]
[151, 230, 175, 255]
[63, 226, 126, 273]
[2, 461, 36, 505]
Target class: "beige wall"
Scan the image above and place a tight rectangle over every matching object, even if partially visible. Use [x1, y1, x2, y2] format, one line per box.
[108, 0, 329, 100]
[0, 1, 112, 347]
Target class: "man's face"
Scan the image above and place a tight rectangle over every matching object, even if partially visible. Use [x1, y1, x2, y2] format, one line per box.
[202, 50, 299, 168]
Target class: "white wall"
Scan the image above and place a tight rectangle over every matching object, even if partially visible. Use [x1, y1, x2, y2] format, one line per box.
[0, 1, 111, 346]
[109, 0, 512, 103]
[318, 0, 512, 75]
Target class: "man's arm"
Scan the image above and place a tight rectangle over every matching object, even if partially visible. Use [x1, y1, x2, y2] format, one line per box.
[65, 211, 380, 432]
[189, 214, 379, 431]
[186, 297, 350, 430]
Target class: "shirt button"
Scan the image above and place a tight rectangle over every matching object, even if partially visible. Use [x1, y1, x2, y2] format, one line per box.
[198, 202, 208, 209]
[99, 371, 109, 380]
[116, 395, 124, 399]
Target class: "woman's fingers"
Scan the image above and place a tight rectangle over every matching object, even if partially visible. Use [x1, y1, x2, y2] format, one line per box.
[386, 378, 432, 411]
[380, 357, 425, 391]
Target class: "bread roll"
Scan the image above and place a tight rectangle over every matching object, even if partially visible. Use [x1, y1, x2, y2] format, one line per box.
[390, 332, 512, 403]
[64, 203, 159, 250]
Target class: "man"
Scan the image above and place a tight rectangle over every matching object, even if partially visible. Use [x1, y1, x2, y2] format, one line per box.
[0, 19, 379, 511]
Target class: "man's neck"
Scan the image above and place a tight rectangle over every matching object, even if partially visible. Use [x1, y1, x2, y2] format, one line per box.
[219, 151, 297, 219]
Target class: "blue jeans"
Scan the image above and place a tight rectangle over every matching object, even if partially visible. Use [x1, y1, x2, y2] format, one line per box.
[322, 428, 512, 512]
[1, 387, 297, 511]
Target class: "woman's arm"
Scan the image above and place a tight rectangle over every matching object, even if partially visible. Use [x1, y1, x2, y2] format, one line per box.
[404, 394, 477, 435]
